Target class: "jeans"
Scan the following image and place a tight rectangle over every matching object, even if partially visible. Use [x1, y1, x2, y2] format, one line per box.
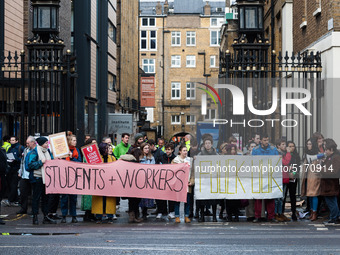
[48, 194, 60, 214]
[32, 178, 48, 216]
[324, 196, 340, 220]
[60, 194, 77, 216]
[309, 196, 318, 212]
[174, 193, 190, 217]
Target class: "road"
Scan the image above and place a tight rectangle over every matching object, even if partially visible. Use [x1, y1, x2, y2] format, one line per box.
[1, 201, 340, 254]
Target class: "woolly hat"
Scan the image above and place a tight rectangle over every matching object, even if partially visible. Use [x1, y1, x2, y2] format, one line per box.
[134, 133, 143, 142]
[37, 137, 48, 146]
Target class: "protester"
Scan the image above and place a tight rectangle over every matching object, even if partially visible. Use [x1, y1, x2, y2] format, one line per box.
[17, 140, 32, 214]
[0, 146, 8, 224]
[114, 133, 131, 159]
[275, 139, 291, 222]
[283, 141, 300, 221]
[81, 137, 97, 222]
[224, 144, 241, 222]
[156, 138, 165, 152]
[120, 148, 143, 223]
[61, 134, 81, 223]
[252, 134, 278, 223]
[139, 143, 155, 220]
[149, 139, 165, 164]
[161, 143, 176, 219]
[196, 136, 219, 222]
[2, 135, 11, 152]
[320, 139, 340, 224]
[92, 143, 117, 224]
[172, 144, 193, 223]
[128, 133, 144, 154]
[102, 136, 115, 153]
[300, 138, 323, 221]
[5, 136, 25, 206]
[27, 136, 56, 225]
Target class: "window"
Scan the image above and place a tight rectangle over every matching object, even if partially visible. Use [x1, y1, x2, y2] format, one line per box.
[171, 55, 181, 67]
[171, 115, 181, 124]
[210, 30, 220, 46]
[204, 109, 217, 120]
[186, 31, 196, 46]
[186, 55, 196, 67]
[149, 31, 157, 50]
[171, 31, 181, 46]
[186, 82, 195, 99]
[108, 21, 116, 43]
[186, 115, 196, 125]
[210, 55, 216, 67]
[211, 18, 218, 27]
[141, 30, 147, 50]
[142, 59, 155, 73]
[171, 82, 181, 99]
[140, 30, 156, 51]
[141, 17, 155, 27]
[108, 73, 116, 91]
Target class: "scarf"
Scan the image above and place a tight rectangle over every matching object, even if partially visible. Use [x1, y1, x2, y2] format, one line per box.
[36, 145, 51, 184]
[66, 146, 79, 161]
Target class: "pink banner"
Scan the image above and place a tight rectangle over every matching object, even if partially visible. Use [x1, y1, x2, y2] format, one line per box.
[44, 159, 190, 202]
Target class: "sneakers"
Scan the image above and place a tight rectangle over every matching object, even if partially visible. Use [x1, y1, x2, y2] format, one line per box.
[175, 217, 181, 223]
[168, 212, 175, 219]
[43, 216, 57, 224]
[1, 200, 10, 207]
[156, 213, 162, 219]
[269, 218, 278, 223]
[107, 218, 113, 224]
[112, 214, 117, 220]
[324, 219, 340, 225]
[71, 216, 78, 223]
[184, 217, 191, 223]
[253, 218, 260, 223]
[61, 216, 66, 223]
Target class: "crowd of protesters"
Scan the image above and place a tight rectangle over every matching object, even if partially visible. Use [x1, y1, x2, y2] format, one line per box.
[0, 130, 339, 226]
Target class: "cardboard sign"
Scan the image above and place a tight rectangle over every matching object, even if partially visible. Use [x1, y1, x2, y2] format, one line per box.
[81, 143, 102, 164]
[44, 159, 190, 202]
[48, 132, 70, 158]
[194, 155, 283, 199]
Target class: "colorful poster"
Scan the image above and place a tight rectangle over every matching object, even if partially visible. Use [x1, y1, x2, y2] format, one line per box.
[194, 155, 283, 199]
[81, 143, 102, 164]
[44, 159, 190, 202]
[48, 132, 70, 159]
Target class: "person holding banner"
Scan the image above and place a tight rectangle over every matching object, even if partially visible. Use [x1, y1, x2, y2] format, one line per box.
[27, 136, 56, 225]
[61, 135, 82, 224]
[252, 133, 279, 223]
[91, 143, 117, 224]
[139, 143, 156, 220]
[197, 137, 219, 222]
[172, 144, 194, 223]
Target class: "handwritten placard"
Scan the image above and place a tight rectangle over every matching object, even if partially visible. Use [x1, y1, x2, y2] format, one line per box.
[44, 159, 190, 202]
[49, 132, 70, 158]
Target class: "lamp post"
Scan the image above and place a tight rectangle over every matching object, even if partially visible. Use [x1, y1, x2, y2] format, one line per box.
[31, 0, 61, 43]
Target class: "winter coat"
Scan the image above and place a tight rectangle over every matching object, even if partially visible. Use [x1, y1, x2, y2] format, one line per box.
[252, 145, 279, 156]
[7, 142, 25, 171]
[152, 148, 165, 164]
[300, 154, 322, 197]
[278, 150, 292, 184]
[197, 147, 218, 156]
[161, 152, 176, 164]
[172, 156, 195, 193]
[319, 153, 340, 197]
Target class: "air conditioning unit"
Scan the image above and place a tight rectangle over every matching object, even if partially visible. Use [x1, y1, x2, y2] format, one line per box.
[216, 7, 223, 12]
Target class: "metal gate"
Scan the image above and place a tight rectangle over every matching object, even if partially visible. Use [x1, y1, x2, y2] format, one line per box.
[0, 45, 76, 144]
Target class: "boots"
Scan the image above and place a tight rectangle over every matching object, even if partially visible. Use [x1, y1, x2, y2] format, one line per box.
[129, 211, 143, 223]
[33, 215, 38, 225]
[310, 211, 318, 221]
[198, 208, 205, 222]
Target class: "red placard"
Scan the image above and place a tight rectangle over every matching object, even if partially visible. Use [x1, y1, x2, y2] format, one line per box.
[81, 143, 103, 164]
[140, 76, 155, 107]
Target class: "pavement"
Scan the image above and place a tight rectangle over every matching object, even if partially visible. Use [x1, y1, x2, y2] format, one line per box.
[1, 200, 340, 254]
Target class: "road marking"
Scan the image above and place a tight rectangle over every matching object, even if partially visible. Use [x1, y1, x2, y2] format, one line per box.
[316, 228, 328, 231]
[4, 214, 26, 222]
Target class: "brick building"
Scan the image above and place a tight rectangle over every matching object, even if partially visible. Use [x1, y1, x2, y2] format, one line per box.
[139, 0, 225, 141]
[293, 0, 340, 143]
